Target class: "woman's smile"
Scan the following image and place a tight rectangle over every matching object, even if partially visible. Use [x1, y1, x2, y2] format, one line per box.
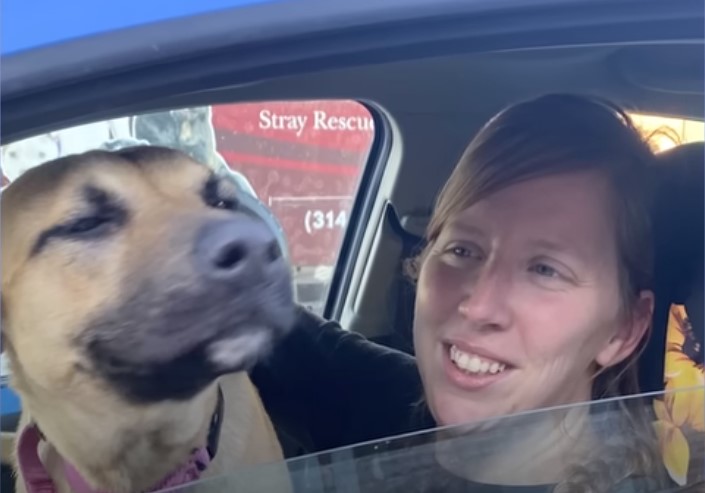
[442, 341, 514, 391]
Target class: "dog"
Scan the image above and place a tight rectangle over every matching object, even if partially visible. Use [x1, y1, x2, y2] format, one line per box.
[1, 146, 296, 493]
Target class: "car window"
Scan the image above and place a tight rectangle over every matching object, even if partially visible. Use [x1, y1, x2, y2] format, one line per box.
[0, 100, 375, 417]
[159, 388, 703, 492]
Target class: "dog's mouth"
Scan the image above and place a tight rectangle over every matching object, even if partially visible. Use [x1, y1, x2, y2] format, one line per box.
[205, 329, 273, 372]
[81, 274, 295, 403]
[83, 317, 289, 403]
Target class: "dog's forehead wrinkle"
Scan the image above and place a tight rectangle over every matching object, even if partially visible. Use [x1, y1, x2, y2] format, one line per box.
[81, 183, 114, 206]
[132, 159, 213, 205]
[112, 145, 188, 165]
[14, 146, 207, 210]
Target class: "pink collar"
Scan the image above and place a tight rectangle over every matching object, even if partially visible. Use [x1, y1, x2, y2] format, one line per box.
[17, 423, 211, 493]
[16, 388, 224, 493]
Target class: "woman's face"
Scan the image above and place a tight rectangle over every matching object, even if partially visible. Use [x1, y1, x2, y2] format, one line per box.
[413, 171, 652, 427]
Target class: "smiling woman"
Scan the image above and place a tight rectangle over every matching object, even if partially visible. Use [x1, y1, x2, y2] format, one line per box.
[404, 93, 663, 491]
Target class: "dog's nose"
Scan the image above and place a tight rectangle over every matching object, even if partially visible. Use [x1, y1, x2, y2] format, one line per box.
[195, 217, 282, 279]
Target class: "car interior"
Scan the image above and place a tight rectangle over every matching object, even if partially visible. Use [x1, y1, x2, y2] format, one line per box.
[1, 0, 704, 489]
[236, 43, 705, 459]
[220, 43, 705, 383]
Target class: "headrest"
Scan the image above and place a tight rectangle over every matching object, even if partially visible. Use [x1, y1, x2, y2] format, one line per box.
[644, 142, 704, 388]
[651, 142, 704, 306]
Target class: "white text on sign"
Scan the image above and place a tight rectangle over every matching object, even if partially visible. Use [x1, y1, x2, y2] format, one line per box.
[259, 110, 374, 137]
[304, 209, 348, 235]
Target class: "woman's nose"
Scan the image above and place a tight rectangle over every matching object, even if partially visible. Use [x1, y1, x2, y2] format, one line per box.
[457, 267, 513, 331]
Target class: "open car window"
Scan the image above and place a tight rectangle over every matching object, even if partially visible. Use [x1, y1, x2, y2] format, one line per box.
[160, 388, 704, 492]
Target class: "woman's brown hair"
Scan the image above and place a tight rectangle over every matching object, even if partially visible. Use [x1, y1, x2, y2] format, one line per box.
[408, 93, 669, 491]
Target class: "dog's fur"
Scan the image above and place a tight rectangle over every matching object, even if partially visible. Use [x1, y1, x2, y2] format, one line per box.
[1, 146, 295, 493]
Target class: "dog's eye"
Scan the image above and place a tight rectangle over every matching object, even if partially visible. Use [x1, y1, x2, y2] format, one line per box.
[202, 176, 238, 212]
[31, 186, 128, 256]
[216, 199, 237, 210]
[206, 197, 238, 211]
[65, 215, 112, 236]
[31, 214, 115, 256]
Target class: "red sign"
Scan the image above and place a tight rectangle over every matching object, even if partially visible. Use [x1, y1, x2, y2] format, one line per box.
[212, 101, 374, 267]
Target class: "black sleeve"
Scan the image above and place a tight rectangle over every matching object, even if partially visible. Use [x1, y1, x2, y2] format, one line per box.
[250, 306, 426, 453]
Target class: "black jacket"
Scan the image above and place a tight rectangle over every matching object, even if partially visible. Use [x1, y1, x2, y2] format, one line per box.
[251, 306, 431, 453]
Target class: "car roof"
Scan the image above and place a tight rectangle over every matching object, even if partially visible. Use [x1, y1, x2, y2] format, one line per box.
[3, 0, 703, 143]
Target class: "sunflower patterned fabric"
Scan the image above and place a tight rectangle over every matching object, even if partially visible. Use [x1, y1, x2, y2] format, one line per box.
[654, 304, 704, 486]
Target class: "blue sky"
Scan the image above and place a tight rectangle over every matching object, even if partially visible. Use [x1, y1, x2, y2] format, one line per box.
[1, 0, 278, 55]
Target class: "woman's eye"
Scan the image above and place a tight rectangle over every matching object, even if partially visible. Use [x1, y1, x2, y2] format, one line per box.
[451, 246, 472, 257]
[442, 243, 483, 263]
[529, 263, 561, 279]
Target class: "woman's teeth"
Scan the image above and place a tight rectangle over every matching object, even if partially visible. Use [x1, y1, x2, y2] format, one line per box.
[449, 344, 506, 375]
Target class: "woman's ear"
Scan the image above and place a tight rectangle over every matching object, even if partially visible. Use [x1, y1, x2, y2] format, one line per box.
[596, 290, 654, 368]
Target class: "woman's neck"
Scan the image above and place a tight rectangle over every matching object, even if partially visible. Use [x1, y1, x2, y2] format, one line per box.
[435, 405, 595, 486]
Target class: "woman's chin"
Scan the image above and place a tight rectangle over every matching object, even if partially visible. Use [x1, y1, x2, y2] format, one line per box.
[430, 394, 506, 431]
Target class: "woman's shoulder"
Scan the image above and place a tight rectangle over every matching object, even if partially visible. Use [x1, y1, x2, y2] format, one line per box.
[251, 305, 427, 450]
[288, 305, 419, 376]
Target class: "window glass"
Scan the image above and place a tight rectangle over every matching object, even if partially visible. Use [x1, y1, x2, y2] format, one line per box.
[162, 389, 703, 492]
[0, 100, 375, 417]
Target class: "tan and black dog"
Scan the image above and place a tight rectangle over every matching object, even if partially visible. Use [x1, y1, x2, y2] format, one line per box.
[1, 146, 295, 493]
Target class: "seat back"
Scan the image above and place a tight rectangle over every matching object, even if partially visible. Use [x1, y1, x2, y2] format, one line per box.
[644, 142, 704, 392]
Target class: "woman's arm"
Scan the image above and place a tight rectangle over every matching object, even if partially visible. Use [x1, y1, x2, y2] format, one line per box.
[250, 306, 426, 453]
